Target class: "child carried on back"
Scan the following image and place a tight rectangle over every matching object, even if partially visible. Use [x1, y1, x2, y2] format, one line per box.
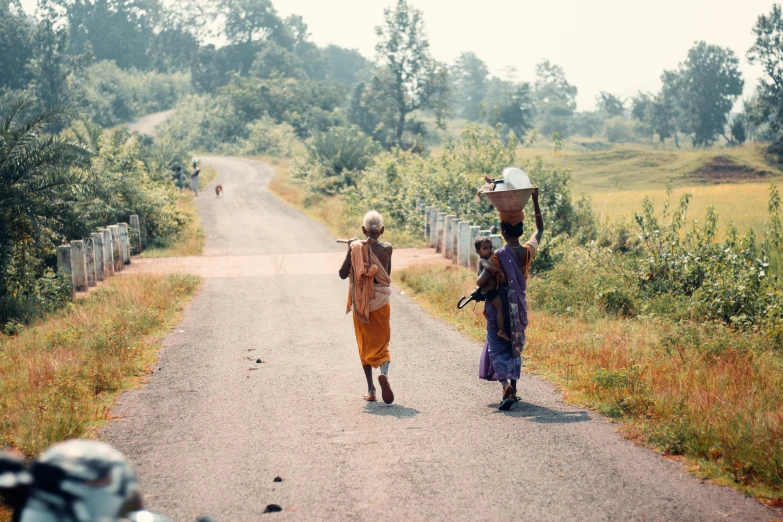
[474, 236, 511, 341]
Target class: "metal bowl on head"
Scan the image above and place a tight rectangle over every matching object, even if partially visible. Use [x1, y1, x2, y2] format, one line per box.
[481, 187, 535, 213]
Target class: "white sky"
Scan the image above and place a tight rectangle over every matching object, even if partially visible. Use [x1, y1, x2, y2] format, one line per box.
[275, 0, 774, 110]
[21, 0, 775, 111]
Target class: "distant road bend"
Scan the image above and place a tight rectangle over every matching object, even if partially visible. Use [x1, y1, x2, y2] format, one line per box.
[104, 154, 778, 521]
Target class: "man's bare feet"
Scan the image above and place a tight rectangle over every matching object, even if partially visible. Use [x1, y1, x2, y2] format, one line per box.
[498, 330, 511, 341]
[378, 375, 394, 404]
[364, 394, 377, 402]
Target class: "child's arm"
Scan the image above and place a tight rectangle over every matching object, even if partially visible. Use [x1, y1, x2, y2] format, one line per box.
[479, 258, 502, 274]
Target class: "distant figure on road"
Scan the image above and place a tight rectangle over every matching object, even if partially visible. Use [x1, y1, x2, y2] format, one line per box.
[477, 188, 544, 410]
[339, 210, 395, 404]
[190, 158, 200, 196]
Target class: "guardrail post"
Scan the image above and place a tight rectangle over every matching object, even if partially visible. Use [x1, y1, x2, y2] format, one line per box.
[450, 218, 461, 261]
[92, 233, 104, 282]
[424, 206, 433, 239]
[102, 228, 114, 275]
[139, 215, 148, 250]
[458, 221, 471, 267]
[416, 199, 424, 210]
[85, 235, 97, 287]
[479, 229, 492, 237]
[70, 240, 88, 292]
[469, 226, 481, 269]
[119, 223, 131, 265]
[435, 212, 446, 253]
[444, 215, 457, 258]
[490, 234, 503, 251]
[129, 215, 142, 254]
[56, 245, 74, 298]
[109, 226, 122, 272]
[429, 209, 439, 248]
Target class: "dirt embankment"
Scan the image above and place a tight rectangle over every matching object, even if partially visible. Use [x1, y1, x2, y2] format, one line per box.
[691, 156, 772, 182]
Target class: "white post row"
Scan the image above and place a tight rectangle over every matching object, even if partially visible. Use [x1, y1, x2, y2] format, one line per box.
[129, 215, 142, 255]
[435, 212, 446, 253]
[119, 223, 131, 265]
[109, 226, 122, 272]
[102, 228, 114, 276]
[469, 226, 481, 270]
[85, 235, 97, 287]
[458, 221, 471, 267]
[449, 218, 460, 258]
[56, 245, 74, 298]
[424, 206, 433, 239]
[443, 215, 456, 258]
[429, 209, 438, 248]
[92, 232, 104, 282]
[69, 240, 88, 292]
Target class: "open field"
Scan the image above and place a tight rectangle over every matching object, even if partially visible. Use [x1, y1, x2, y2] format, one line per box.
[397, 263, 783, 504]
[0, 274, 200, 457]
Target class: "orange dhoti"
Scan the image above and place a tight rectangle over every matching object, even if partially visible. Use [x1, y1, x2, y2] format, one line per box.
[353, 302, 391, 367]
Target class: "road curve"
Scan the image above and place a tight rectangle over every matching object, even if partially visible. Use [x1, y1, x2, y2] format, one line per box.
[104, 157, 777, 521]
[125, 110, 174, 136]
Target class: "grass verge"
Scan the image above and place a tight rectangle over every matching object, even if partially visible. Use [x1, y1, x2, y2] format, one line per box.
[397, 263, 783, 504]
[141, 191, 205, 258]
[0, 273, 200, 456]
[267, 157, 425, 247]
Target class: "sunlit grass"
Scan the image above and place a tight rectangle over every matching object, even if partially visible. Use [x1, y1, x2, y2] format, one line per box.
[0, 274, 200, 457]
[397, 263, 783, 503]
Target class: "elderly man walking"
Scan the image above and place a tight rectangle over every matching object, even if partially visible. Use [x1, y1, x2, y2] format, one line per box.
[339, 210, 395, 404]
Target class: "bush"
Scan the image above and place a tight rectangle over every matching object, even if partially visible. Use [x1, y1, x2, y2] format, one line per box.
[604, 116, 636, 143]
[239, 117, 302, 157]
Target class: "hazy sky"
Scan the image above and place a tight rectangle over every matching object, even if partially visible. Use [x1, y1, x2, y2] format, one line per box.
[21, 0, 775, 110]
[274, 0, 774, 110]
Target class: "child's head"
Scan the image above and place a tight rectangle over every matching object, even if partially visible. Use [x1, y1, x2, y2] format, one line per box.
[362, 210, 384, 238]
[474, 236, 493, 259]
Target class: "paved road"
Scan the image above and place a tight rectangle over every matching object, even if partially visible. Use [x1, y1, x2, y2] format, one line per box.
[126, 110, 174, 136]
[104, 157, 777, 521]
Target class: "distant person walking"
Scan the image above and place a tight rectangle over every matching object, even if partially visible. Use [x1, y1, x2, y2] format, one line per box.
[190, 158, 200, 196]
[339, 210, 395, 404]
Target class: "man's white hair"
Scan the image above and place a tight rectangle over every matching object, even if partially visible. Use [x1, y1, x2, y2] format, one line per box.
[363, 210, 384, 232]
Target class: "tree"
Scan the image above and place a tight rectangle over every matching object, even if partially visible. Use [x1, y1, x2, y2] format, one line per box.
[489, 82, 536, 140]
[0, 96, 92, 322]
[630, 92, 654, 137]
[249, 42, 305, 79]
[650, 70, 683, 146]
[747, 4, 783, 148]
[451, 52, 488, 121]
[676, 41, 743, 147]
[26, 18, 70, 109]
[324, 45, 372, 86]
[596, 92, 625, 117]
[220, 0, 282, 74]
[0, 0, 34, 91]
[372, 0, 450, 148]
[730, 115, 747, 145]
[534, 61, 577, 136]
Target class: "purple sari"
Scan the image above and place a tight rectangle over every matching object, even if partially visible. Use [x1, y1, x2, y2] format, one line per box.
[479, 244, 529, 381]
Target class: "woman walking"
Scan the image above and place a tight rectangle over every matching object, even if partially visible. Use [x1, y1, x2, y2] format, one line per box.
[478, 188, 544, 410]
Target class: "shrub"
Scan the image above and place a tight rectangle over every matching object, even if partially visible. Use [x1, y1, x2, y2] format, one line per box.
[239, 117, 302, 157]
[604, 116, 636, 143]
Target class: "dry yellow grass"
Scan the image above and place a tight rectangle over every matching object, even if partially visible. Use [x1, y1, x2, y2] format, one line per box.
[397, 263, 783, 502]
[591, 182, 775, 235]
[0, 274, 200, 457]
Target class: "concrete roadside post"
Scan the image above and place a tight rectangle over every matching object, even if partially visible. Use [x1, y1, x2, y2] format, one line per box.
[424, 206, 433, 239]
[469, 226, 481, 269]
[444, 215, 456, 258]
[435, 212, 446, 253]
[129, 215, 142, 254]
[102, 228, 114, 276]
[458, 221, 471, 267]
[119, 223, 131, 265]
[85, 235, 97, 287]
[450, 218, 461, 262]
[139, 215, 148, 250]
[56, 245, 74, 298]
[490, 234, 503, 251]
[92, 233, 104, 282]
[429, 209, 439, 248]
[70, 240, 88, 292]
[416, 199, 424, 211]
[480, 229, 492, 237]
[109, 226, 122, 272]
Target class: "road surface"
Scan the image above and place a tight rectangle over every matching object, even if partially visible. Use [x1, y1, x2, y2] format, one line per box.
[125, 110, 174, 136]
[104, 156, 777, 521]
